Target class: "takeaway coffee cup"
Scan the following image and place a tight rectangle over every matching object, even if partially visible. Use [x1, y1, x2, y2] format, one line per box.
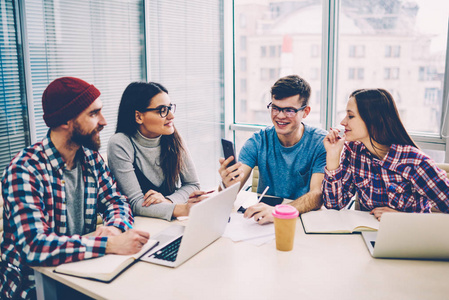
[272, 205, 299, 251]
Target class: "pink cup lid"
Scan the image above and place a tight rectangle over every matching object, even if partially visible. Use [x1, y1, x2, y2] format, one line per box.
[272, 205, 299, 219]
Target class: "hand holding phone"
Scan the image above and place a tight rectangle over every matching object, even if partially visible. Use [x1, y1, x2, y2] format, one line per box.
[221, 139, 236, 167]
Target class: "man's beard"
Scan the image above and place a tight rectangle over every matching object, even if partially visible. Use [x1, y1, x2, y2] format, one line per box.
[71, 120, 103, 151]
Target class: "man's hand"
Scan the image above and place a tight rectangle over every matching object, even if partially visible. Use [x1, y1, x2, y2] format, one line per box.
[92, 226, 122, 237]
[105, 229, 150, 255]
[244, 202, 275, 225]
[218, 156, 244, 188]
[142, 190, 171, 207]
[370, 207, 398, 221]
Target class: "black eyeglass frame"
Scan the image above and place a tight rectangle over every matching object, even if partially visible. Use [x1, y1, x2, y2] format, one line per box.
[267, 102, 307, 116]
[140, 103, 176, 118]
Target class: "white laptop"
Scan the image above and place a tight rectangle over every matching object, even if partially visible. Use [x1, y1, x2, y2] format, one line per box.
[362, 213, 449, 260]
[141, 182, 240, 267]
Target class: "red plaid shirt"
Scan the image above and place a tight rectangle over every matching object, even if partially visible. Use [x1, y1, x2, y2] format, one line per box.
[322, 142, 449, 213]
[1, 132, 133, 299]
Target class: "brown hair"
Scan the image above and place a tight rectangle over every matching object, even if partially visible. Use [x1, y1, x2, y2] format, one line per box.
[271, 75, 311, 106]
[351, 89, 418, 151]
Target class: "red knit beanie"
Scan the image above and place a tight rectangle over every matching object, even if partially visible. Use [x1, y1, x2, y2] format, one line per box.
[42, 77, 101, 128]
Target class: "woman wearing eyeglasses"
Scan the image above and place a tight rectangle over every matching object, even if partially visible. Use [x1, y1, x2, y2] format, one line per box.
[108, 82, 209, 220]
[323, 89, 449, 220]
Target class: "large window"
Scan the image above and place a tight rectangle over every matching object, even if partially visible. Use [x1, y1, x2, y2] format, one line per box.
[0, 0, 30, 172]
[24, 0, 146, 144]
[146, 0, 224, 189]
[233, 1, 324, 151]
[335, 0, 449, 137]
[233, 0, 449, 160]
[0, 0, 224, 189]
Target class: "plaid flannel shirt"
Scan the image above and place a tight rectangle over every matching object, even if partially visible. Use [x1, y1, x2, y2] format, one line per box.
[1, 131, 133, 299]
[322, 141, 449, 213]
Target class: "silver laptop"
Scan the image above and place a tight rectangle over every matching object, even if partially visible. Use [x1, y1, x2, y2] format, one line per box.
[141, 182, 240, 267]
[362, 213, 449, 260]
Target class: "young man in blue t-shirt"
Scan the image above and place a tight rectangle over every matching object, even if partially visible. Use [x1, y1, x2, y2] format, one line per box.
[219, 75, 327, 224]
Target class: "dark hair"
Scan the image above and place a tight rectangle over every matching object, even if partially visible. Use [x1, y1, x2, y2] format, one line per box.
[270, 75, 311, 106]
[351, 89, 417, 151]
[116, 82, 184, 194]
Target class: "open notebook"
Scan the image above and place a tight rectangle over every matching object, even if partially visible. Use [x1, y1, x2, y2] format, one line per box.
[300, 209, 380, 234]
[54, 238, 158, 282]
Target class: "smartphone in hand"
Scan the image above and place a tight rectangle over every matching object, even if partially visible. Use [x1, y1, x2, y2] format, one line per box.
[221, 139, 236, 167]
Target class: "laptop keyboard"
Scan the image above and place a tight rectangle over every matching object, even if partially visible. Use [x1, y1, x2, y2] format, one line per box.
[150, 236, 183, 262]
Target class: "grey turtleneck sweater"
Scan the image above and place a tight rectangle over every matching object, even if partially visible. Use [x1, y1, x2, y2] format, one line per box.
[107, 131, 200, 220]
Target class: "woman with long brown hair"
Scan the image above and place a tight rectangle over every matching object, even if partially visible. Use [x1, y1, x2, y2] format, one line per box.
[108, 82, 209, 220]
[323, 89, 449, 220]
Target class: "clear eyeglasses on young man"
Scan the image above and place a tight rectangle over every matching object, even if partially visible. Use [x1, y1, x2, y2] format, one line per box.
[267, 102, 306, 118]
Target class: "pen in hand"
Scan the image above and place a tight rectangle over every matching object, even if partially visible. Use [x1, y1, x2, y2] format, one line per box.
[123, 219, 133, 230]
[257, 186, 270, 202]
[238, 186, 270, 214]
[189, 189, 215, 199]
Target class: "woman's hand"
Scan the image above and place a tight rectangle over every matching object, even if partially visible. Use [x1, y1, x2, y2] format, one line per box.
[323, 128, 346, 171]
[370, 207, 399, 221]
[142, 189, 171, 207]
[172, 190, 215, 217]
[188, 190, 214, 204]
[218, 156, 244, 189]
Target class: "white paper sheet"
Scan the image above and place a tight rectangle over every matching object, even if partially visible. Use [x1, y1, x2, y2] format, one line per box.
[223, 212, 275, 245]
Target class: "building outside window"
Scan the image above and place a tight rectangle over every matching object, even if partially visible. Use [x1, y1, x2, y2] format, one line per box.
[269, 45, 277, 57]
[239, 13, 247, 28]
[241, 78, 247, 93]
[335, 0, 446, 136]
[234, 0, 449, 158]
[384, 67, 400, 80]
[311, 44, 320, 57]
[349, 45, 365, 58]
[269, 68, 277, 80]
[240, 57, 247, 72]
[261, 46, 267, 57]
[385, 45, 401, 57]
[311, 67, 319, 80]
[241, 36, 247, 51]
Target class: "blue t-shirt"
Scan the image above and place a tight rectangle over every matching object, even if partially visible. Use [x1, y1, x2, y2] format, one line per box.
[239, 124, 327, 199]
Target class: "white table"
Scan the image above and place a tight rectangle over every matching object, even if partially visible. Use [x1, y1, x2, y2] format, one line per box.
[33, 193, 449, 300]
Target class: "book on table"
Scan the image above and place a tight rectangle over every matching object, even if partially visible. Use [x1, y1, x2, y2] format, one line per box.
[300, 209, 380, 234]
[54, 239, 159, 282]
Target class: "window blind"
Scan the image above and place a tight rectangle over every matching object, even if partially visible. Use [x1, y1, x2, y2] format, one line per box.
[24, 0, 145, 148]
[0, 0, 30, 172]
[147, 0, 224, 188]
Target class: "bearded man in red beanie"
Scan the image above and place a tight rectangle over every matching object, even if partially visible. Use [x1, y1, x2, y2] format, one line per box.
[1, 77, 150, 299]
